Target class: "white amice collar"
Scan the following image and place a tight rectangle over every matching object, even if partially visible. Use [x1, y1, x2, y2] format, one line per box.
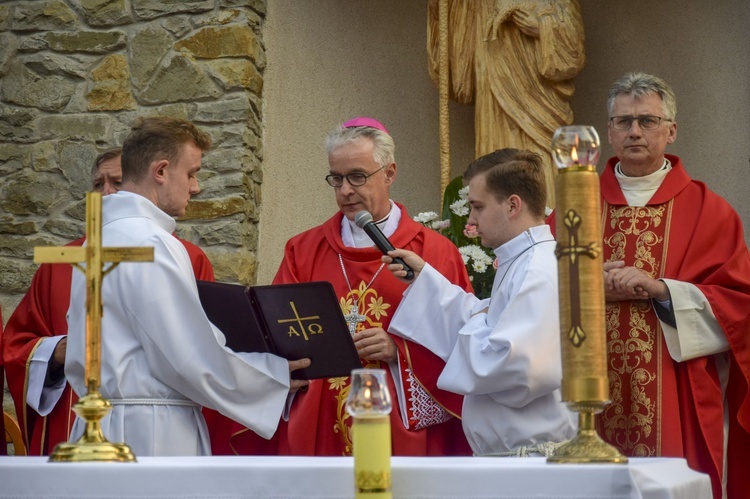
[341, 201, 401, 248]
[614, 158, 672, 207]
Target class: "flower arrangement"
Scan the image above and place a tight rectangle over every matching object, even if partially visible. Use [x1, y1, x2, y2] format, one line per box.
[413, 176, 496, 299]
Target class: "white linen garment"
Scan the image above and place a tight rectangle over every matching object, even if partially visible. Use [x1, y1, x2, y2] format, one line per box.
[389, 224, 576, 455]
[65, 191, 291, 456]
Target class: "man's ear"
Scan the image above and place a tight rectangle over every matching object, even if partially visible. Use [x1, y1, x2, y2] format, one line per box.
[152, 159, 170, 185]
[508, 194, 523, 216]
[385, 162, 396, 185]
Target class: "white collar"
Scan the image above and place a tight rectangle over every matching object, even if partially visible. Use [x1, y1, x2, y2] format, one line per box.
[341, 201, 401, 248]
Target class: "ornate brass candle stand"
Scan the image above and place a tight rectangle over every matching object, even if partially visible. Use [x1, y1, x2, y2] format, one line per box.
[34, 192, 153, 462]
[547, 126, 627, 464]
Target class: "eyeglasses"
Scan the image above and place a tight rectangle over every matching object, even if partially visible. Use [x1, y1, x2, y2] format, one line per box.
[609, 115, 673, 131]
[325, 165, 386, 187]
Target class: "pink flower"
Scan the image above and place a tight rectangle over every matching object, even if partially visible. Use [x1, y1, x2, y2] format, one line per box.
[493, 258, 499, 270]
[464, 224, 479, 238]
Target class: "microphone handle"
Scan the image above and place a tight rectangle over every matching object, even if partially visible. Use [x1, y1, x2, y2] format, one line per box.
[362, 223, 415, 281]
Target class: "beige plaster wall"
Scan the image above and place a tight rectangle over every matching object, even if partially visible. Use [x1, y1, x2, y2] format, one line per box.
[258, 0, 750, 284]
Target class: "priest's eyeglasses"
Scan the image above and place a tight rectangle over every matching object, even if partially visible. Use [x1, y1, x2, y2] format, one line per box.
[325, 165, 386, 187]
[609, 115, 673, 131]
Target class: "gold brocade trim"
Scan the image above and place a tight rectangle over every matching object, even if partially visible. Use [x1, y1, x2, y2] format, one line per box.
[355, 470, 392, 493]
[331, 281, 390, 456]
[601, 201, 673, 457]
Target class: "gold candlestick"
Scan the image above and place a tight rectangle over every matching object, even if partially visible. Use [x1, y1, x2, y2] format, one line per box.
[34, 192, 153, 462]
[346, 369, 393, 499]
[547, 126, 627, 464]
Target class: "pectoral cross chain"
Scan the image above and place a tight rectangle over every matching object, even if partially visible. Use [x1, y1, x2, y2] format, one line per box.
[555, 209, 600, 347]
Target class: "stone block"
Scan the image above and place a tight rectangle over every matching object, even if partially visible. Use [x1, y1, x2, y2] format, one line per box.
[59, 141, 99, 199]
[193, 94, 255, 123]
[43, 30, 127, 53]
[0, 143, 31, 175]
[133, 0, 212, 21]
[31, 141, 60, 172]
[138, 53, 222, 105]
[1, 170, 69, 216]
[183, 195, 246, 220]
[204, 59, 263, 95]
[0, 217, 38, 236]
[42, 218, 84, 240]
[192, 216, 245, 246]
[129, 23, 173, 89]
[87, 54, 136, 111]
[201, 147, 249, 173]
[160, 15, 191, 38]
[197, 171, 245, 197]
[0, 32, 18, 74]
[74, 0, 132, 27]
[0, 259, 38, 294]
[1, 59, 78, 112]
[207, 248, 257, 284]
[0, 107, 38, 144]
[174, 24, 264, 67]
[12, 0, 77, 31]
[219, 0, 266, 16]
[37, 114, 111, 141]
[0, 234, 63, 259]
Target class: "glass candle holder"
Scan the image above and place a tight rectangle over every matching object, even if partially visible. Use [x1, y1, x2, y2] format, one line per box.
[346, 368, 392, 499]
[552, 125, 601, 169]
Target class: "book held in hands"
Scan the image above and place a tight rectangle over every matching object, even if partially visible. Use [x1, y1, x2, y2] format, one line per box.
[196, 280, 361, 380]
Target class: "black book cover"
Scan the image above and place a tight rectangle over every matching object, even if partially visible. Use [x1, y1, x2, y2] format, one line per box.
[196, 280, 361, 380]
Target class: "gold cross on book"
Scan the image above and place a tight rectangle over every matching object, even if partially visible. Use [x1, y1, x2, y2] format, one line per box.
[34, 192, 153, 462]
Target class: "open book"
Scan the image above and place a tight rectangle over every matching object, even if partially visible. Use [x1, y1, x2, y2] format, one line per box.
[196, 280, 361, 380]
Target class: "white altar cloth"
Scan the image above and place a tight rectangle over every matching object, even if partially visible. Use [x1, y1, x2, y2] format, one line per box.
[0, 455, 711, 499]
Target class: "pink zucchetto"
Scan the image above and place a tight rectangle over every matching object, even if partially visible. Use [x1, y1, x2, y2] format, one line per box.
[342, 116, 390, 135]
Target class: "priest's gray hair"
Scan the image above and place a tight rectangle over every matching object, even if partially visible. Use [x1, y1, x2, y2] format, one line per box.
[607, 72, 677, 121]
[326, 125, 396, 168]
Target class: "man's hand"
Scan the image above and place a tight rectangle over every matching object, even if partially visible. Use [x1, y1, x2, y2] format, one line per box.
[604, 261, 669, 302]
[51, 337, 67, 370]
[382, 249, 425, 283]
[354, 328, 397, 363]
[288, 358, 311, 394]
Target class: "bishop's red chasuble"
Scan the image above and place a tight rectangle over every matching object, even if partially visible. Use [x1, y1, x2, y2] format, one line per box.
[224, 205, 473, 456]
[3, 237, 215, 455]
[598, 155, 750, 499]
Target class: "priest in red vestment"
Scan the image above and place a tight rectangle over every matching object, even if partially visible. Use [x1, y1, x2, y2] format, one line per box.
[594, 73, 750, 499]
[2, 149, 215, 455]
[222, 118, 472, 456]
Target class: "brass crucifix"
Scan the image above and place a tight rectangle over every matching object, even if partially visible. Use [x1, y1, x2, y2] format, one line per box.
[555, 209, 600, 348]
[35, 192, 153, 462]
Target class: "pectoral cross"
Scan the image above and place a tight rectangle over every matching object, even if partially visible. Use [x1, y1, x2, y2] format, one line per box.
[35, 192, 153, 462]
[343, 303, 366, 335]
[555, 209, 600, 348]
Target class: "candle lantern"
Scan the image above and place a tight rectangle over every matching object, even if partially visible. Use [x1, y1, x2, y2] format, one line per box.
[547, 126, 627, 464]
[346, 368, 393, 498]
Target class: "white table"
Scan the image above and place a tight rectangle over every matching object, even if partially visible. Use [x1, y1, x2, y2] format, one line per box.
[0, 455, 711, 499]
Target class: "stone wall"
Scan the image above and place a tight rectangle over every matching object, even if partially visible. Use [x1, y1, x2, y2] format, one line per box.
[0, 0, 268, 326]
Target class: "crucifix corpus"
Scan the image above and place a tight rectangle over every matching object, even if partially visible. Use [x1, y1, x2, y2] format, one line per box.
[35, 192, 154, 463]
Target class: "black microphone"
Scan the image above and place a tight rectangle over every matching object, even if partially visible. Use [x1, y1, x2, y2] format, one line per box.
[354, 210, 414, 281]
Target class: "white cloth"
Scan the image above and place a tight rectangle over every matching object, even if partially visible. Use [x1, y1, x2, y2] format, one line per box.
[65, 191, 291, 456]
[27, 336, 67, 415]
[390, 225, 577, 455]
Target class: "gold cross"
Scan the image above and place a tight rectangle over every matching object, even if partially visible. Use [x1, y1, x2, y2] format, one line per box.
[555, 209, 601, 347]
[35, 192, 153, 462]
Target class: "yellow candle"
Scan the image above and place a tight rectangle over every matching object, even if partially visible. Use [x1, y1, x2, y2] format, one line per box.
[352, 415, 391, 499]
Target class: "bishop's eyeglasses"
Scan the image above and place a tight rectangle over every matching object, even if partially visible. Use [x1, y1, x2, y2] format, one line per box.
[609, 115, 673, 131]
[325, 165, 386, 187]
